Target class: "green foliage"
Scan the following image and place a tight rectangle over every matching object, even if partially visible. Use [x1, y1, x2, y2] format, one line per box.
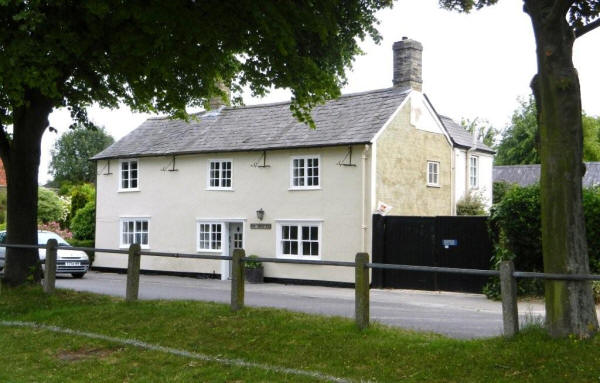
[495, 97, 600, 165]
[70, 201, 95, 241]
[37, 188, 69, 224]
[494, 97, 540, 165]
[492, 181, 515, 204]
[456, 191, 487, 216]
[49, 125, 114, 184]
[485, 184, 600, 297]
[245, 255, 263, 269]
[460, 117, 499, 148]
[68, 183, 95, 225]
[593, 281, 600, 304]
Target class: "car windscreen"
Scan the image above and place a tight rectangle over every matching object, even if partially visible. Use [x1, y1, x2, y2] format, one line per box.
[38, 232, 71, 247]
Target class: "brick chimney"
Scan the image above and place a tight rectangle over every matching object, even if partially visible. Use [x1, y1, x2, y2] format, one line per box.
[208, 82, 231, 110]
[392, 37, 423, 91]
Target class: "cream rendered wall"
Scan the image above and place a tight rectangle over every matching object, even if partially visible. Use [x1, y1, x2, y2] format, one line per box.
[95, 145, 370, 283]
[375, 96, 453, 216]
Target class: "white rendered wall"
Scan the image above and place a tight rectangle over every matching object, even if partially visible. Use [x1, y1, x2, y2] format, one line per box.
[95, 145, 370, 283]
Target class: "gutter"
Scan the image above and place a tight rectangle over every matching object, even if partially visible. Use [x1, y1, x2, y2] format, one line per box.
[361, 144, 370, 253]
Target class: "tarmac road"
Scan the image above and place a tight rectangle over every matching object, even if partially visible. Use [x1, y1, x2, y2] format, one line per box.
[56, 271, 548, 339]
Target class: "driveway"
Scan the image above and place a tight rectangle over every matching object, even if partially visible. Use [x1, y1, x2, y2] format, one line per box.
[56, 271, 548, 339]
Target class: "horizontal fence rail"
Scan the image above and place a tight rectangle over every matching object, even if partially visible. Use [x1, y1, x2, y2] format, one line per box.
[2, 242, 600, 337]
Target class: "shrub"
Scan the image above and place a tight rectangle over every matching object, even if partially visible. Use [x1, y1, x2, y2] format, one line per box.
[69, 183, 95, 225]
[38, 221, 73, 240]
[456, 191, 487, 216]
[485, 184, 600, 298]
[0, 189, 6, 224]
[70, 200, 95, 240]
[245, 255, 263, 269]
[38, 187, 69, 224]
[492, 181, 515, 204]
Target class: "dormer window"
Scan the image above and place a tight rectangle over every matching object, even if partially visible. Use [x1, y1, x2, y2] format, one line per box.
[120, 159, 139, 191]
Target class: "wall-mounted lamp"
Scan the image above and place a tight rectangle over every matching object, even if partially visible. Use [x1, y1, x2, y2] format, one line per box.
[256, 208, 265, 221]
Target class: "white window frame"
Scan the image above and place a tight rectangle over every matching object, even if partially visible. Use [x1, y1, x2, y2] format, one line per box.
[206, 159, 233, 190]
[289, 155, 321, 190]
[427, 161, 440, 187]
[276, 220, 322, 260]
[196, 221, 224, 252]
[469, 155, 479, 189]
[119, 217, 150, 249]
[119, 159, 139, 192]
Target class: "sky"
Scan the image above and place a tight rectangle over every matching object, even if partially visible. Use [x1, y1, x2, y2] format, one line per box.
[41, 0, 600, 184]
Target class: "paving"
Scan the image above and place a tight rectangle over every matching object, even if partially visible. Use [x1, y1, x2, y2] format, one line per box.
[56, 271, 550, 339]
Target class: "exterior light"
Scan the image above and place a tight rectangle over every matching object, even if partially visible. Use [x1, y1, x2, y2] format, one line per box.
[256, 208, 265, 221]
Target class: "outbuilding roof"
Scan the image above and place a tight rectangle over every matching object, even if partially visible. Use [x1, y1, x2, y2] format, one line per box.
[438, 116, 495, 154]
[92, 87, 488, 160]
[493, 163, 600, 187]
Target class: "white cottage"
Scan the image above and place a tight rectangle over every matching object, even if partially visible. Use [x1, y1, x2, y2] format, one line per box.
[92, 39, 494, 284]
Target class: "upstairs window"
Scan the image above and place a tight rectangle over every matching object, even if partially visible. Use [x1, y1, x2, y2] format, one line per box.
[120, 159, 138, 190]
[208, 160, 232, 189]
[470, 156, 479, 188]
[427, 161, 440, 187]
[290, 156, 320, 189]
[277, 221, 321, 259]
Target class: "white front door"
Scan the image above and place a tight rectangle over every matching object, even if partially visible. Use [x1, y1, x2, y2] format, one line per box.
[221, 222, 244, 280]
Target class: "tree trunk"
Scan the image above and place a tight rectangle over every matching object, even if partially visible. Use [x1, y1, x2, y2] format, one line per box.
[3, 90, 53, 286]
[525, 1, 599, 337]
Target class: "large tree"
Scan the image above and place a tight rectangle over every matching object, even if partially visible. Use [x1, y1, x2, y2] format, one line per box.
[495, 96, 600, 165]
[441, 0, 600, 337]
[49, 125, 114, 185]
[0, 0, 391, 286]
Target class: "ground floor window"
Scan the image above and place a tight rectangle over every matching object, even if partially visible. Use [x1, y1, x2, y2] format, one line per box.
[276, 221, 321, 259]
[120, 218, 149, 248]
[197, 222, 223, 251]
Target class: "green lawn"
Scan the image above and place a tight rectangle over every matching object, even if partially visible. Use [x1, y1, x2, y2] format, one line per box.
[1, 286, 599, 382]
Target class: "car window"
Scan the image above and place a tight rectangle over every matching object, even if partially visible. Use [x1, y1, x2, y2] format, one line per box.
[0, 232, 5, 244]
[37, 232, 70, 246]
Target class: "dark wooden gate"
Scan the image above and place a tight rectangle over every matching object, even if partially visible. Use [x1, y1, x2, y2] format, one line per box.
[371, 215, 493, 293]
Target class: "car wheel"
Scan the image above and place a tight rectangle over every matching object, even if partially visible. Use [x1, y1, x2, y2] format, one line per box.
[71, 273, 86, 279]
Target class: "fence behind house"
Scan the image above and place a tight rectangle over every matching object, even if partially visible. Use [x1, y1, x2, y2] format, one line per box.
[2, 242, 600, 337]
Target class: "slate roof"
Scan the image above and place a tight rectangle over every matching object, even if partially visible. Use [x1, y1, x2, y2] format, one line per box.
[93, 86, 487, 160]
[493, 163, 600, 187]
[438, 115, 495, 154]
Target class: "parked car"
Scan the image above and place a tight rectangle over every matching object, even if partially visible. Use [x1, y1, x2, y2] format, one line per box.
[0, 230, 89, 278]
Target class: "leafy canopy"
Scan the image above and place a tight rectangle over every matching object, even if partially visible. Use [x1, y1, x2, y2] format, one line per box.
[0, 0, 392, 130]
[495, 96, 600, 165]
[49, 125, 114, 184]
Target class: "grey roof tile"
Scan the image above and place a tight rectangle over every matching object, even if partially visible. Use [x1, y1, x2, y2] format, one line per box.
[493, 163, 600, 187]
[438, 115, 495, 154]
[92, 87, 487, 160]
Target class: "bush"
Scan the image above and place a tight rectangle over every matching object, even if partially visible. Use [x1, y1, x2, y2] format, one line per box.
[0, 189, 6, 224]
[69, 183, 95, 225]
[485, 184, 600, 298]
[456, 191, 487, 216]
[70, 200, 95, 240]
[245, 255, 262, 269]
[69, 238, 95, 265]
[38, 221, 73, 240]
[38, 187, 69, 224]
[492, 181, 514, 204]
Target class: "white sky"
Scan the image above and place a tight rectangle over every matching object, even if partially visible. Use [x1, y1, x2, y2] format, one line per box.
[41, 0, 600, 184]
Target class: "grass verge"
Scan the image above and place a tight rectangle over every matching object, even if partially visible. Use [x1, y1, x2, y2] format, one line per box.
[1, 286, 599, 382]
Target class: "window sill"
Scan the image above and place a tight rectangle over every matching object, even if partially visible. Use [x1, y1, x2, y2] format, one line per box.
[426, 184, 440, 188]
[120, 245, 150, 250]
[196, 249, 224, 254]
[118, 188, 140, 193]
[276, 254, 322, 261]
[288, 187, 321, 191]
[205, 188, 234, 192]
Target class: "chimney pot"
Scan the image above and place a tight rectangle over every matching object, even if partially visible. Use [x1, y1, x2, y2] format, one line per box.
[392, 38, 423, 92]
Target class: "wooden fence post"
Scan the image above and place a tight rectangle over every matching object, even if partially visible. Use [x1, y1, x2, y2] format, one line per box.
[355, 252, 370, 330]
[500, 260, 519, 336]
[43, 239, 58, 294]
[126, 244, 141, 302]
[231, 249, 245, 311]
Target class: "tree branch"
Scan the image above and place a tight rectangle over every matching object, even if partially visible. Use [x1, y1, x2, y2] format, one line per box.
[575, 17, 600, 38]
[550, 0, 574, 23]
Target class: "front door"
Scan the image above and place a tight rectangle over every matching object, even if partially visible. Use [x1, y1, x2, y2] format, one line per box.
[222, 222, 244, 280]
